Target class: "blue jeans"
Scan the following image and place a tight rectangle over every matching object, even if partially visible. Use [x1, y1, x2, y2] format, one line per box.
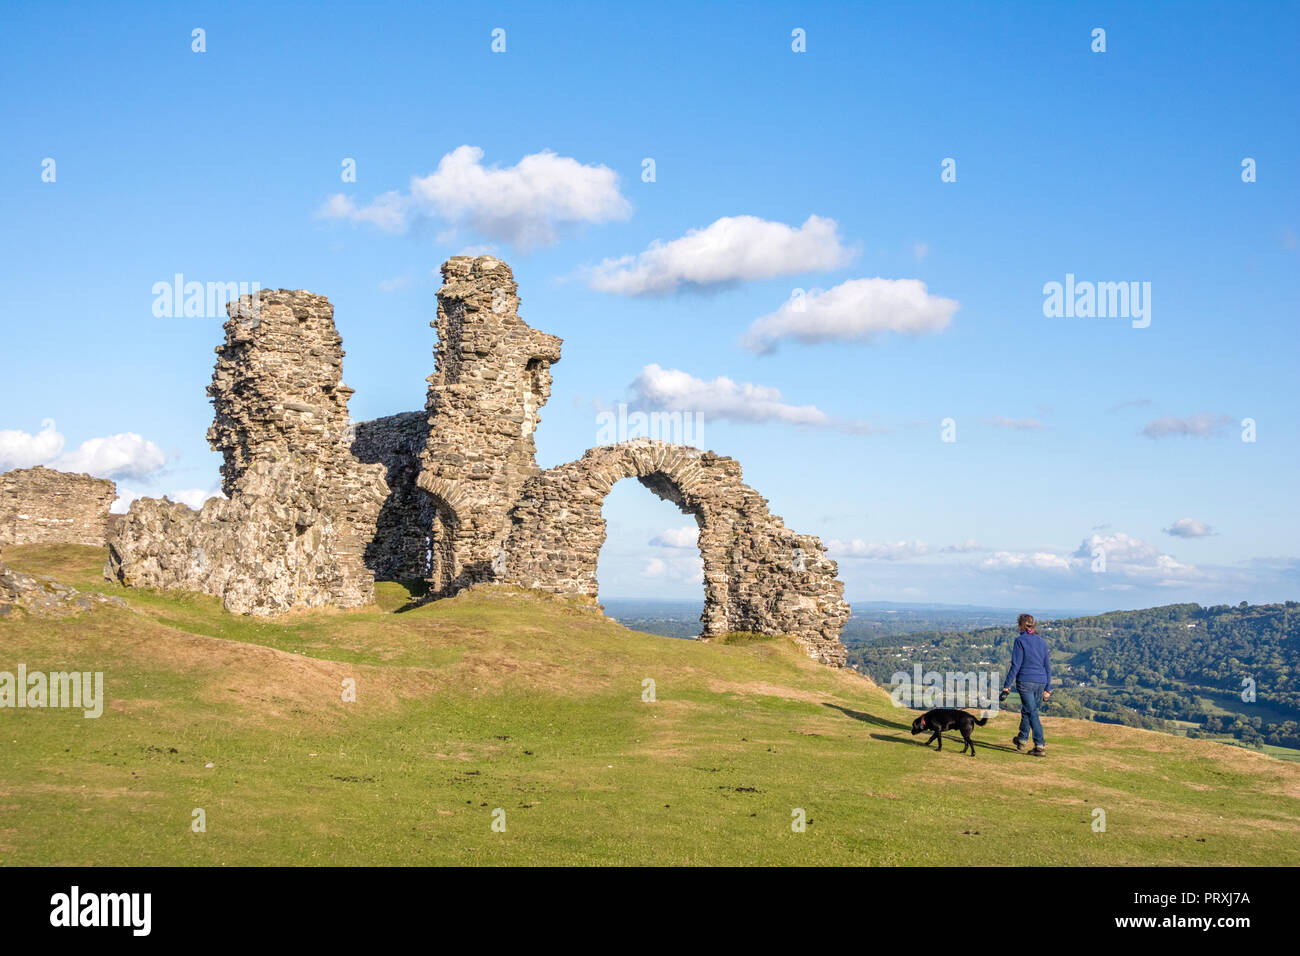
[1016, 681, 1046, 747]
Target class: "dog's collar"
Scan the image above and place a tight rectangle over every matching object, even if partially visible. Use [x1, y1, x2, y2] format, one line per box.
[920, 715, 927, 728]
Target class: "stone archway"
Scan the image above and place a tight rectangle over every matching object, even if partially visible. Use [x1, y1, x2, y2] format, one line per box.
[502, 440, 849, 665]
[503, 442, 728, 635]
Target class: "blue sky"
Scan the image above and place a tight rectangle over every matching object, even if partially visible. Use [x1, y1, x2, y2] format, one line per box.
[1, 1, 1297, 612]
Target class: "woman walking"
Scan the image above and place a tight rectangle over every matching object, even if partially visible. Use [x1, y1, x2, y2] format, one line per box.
[1003, 613, 1051, 756]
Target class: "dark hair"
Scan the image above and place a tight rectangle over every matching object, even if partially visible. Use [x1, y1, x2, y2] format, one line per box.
[1018, 613, 1036, 631]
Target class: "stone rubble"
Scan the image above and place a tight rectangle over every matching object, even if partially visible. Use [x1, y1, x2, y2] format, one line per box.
[0, 560, 126, 617]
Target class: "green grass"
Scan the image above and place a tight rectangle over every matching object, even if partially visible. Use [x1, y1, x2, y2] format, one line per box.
[3, 544, 1300, 865]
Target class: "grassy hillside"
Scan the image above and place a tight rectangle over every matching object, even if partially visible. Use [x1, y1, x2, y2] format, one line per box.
[847, 603, 1300, 757]
[3, 545, 1299, 866]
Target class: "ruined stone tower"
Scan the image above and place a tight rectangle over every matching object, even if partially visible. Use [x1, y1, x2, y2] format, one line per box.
[415, 256, 562, 595]
[107, 290, 388, 615]
[207, 291, 360, 494]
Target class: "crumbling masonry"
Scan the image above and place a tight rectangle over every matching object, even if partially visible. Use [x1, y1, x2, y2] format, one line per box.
[0, 466, 117, 548]
[416, 256, 563, 596]
[106, 290, 387, 615]
[502, 441, 849, 665]
[107, 257, 850, 664]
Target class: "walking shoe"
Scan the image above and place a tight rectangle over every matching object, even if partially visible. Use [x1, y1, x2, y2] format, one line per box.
[1012, 736, 1028, 752]
[1030, 746, 1047, 757]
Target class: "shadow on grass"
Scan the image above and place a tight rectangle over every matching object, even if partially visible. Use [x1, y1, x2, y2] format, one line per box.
[826, 703, 1025, 755]
[823, 702, 911, 731]
[382, 580, 430, 614]
[868, 732, 1023, 755]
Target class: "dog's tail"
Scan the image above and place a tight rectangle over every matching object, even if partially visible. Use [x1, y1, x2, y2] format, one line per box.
[974, 714, 990, 726]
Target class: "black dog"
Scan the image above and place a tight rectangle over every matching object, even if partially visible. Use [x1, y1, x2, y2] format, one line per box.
[910, 708, 989, 756]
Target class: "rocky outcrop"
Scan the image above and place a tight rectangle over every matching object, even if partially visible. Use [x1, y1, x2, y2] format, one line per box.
[0, 560, 126, 617]
[501, 440, 850, 666]
[0, 467, 117, 547]
[106, 290, 387, 615]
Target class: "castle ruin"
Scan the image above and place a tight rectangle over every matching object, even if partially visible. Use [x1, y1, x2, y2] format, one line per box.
[107, 257, 850, 665]
[106, 290, 388, 614]
[0, 467, 117, 549]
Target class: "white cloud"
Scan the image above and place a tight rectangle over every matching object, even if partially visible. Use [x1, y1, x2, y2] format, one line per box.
[978, 531, 1200, 588]
[0, 419, 65, 471]
[1106, 397, 1152, 413]
[109, 490, 139, 514]
[625, 364, 884, 433]
[378, 275, 414, 293]
[830, 539, 931, 561]
[741, 277, 958, 353]
[643, 557, 668, 577]
[453, 242, 500, 257]
[319, 191, 409, 232]
[981, 416, 1046, 431]
[167, 488, 224, 510]
[2, 421, 167, 482]
[826, 537, 980, 561]
[586, 214, 854, 296]
[980, 551, 1074, 572]
[1141, 412, 1234, 439]
[629, 364, 833, 428]
[1073, 532, 1162, 565]
[650, 526, 699, 549]
[912, 241, 930, 261]
[319, 146, 631, 249]
[54, 433, 166, 480]
[641, 552, 703, 584]
[1164, 517, 1215, 538]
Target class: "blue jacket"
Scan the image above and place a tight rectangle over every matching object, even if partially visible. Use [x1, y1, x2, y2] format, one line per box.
[1005, 629, 1051, 689]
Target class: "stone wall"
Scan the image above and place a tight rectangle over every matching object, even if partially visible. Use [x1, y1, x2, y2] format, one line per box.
[106, 290, 388, 615]
[415, 256, 562, 595]
[0, 467, 117, 548]
[501, 440, 849, 666]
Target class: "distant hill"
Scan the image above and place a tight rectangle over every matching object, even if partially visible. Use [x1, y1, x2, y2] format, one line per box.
[847, 602, 1300, 758]
[599, 598, 703, 639]
[602, 598, 1090, 642]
